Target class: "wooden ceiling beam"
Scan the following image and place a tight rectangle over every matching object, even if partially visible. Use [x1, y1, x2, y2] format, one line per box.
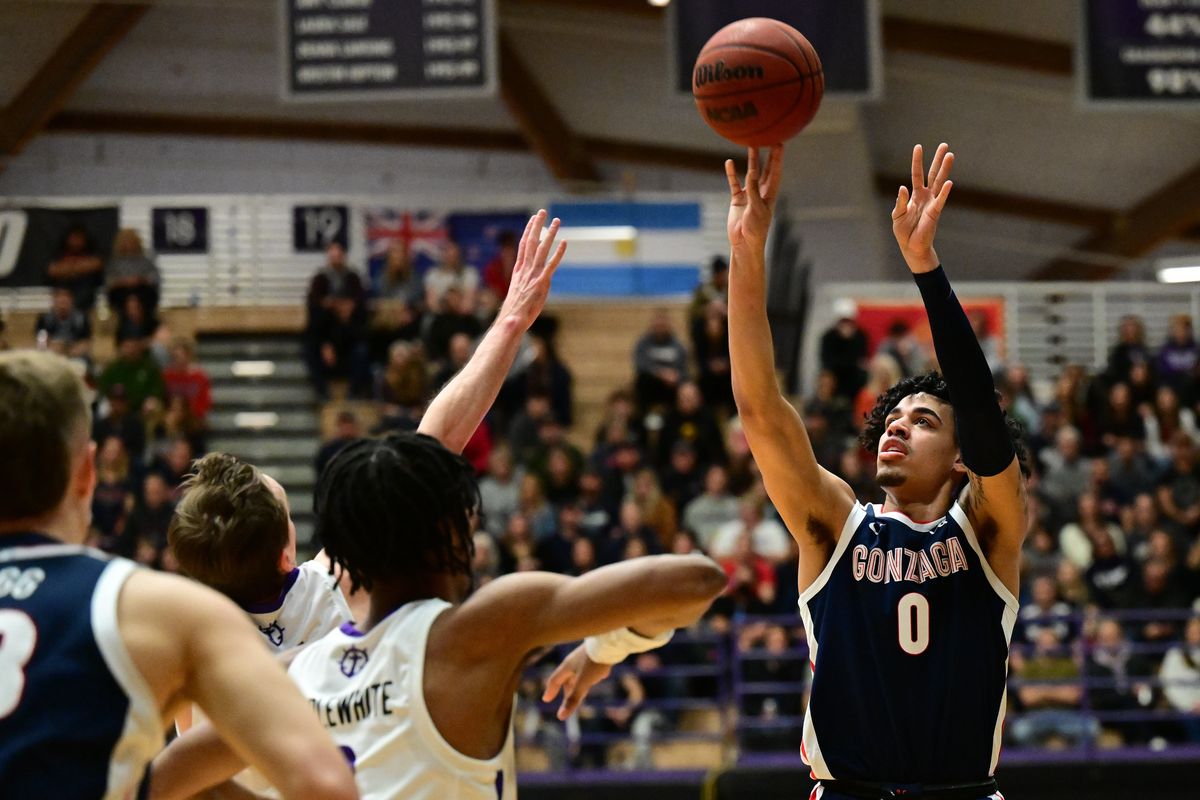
[0, 2, 148, 155]
[497, 31, 600, 184]
[1032, 160, 1200, 280]
[46, 110, 530, 151]
[874, 173, 1117, 229]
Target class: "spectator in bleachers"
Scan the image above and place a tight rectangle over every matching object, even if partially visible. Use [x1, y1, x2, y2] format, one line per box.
[1022, 522, 1061, 586]
[591, 389, 645, 455]
[508, 392, 554, 466]
[93, 384, 145, 464]
[1124, 492, 1182, 562]
[1060, 491, 1127, 570]
[114, 295, 158, 347]
[1144, 386, 1199, 461]
[1019, 575, 1074, 644]
[804, 369, 854, 439]
[708, 494, 791, 562]
[572, 668, 646, 769]
[150, 436, 194, 498]
[479, 446, 521, 538]
[1157, 430, 1200, 533]
[971, 309, 1004, 376]
[818, 298, 867, 402]
[596, 501, 658, 566]
[1132, 559, 1192, 644]
[432, 332, 474, 391]
[1056, 559, 1092, 608]
[1084, 529, 1138, 609]
[471, 531, 501, 588]
[837, 448, 877, 505]
[626, 467, 677, 552]
[1040, 426, 1092, 526]
[304, 242, 367, 393]
[720, 531, 777, 614]
[482, 230, 518, 300]
[853, 354, 902, 434]
[1107, 315, 1152, 386]
[36, 287, 92, 357]
[313, 288, 372, 399]
[424, 240, 478, 310]
[1158, 314, 1198, 396]
[516, 472, 556, 542]
[569, 535, 597, 577]
[90, 435, 134, 554]
[577, 469, 613, 541]
[106, 228, 161, 322]
[424, 285, 482, 365]
[522, 333, 573, 428]
[123, 472, 175, 567]
[145, 395, 207, 458]
[683, 464, 741, 551]
[661, 441, 704, 513]
[739, 623, 805, 751]
[376, 241, 424, 308]
[47, 226, 103, 312]
[1000, 364, 1040, 433]
[1107, 437, 1158, 505]
[536, 503, 585, 574]
[315, 410, 362, 479]
[538, 444, 582, 508]
[656, 382, 725, 469]
[1159, 616, 1200, 742]
[1128, 360, 1158, 410]
[689, 256, 728, 320]
[162, 337, 212, 424]
[803, 404, 844, 474]
[1097, 382, 1145, 447]
[1009, 628, 1093, 747]
[98, 337, 164, 413]
[633, 309, 689, 414]
[877, 319, 927, 378]
[692, 299, 733, 416]
[1085, 618, 1154, 744]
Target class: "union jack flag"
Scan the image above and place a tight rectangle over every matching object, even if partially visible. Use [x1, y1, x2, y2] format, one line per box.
[363, 208, 448, 278]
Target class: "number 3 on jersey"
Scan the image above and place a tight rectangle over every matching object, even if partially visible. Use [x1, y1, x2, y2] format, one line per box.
[897, 592, 929, 655]
[0, 609, 37, 718]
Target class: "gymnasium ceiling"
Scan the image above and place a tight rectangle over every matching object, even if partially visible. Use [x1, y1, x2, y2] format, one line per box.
[0, 0, 1198, 281]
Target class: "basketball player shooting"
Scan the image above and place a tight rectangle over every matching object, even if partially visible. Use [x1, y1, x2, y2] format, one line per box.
[725, 143, 1026, 800]
[153, 431, 727, 799]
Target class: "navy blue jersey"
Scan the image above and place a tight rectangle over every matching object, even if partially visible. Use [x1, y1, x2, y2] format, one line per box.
[799, 503, 1017, 784]
[0, 532, 161, 798]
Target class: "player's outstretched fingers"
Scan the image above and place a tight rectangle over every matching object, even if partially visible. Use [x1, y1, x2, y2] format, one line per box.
[910, 144, 925, 190]
[542, 662, 574, 703]
[724, 160, 742, 197]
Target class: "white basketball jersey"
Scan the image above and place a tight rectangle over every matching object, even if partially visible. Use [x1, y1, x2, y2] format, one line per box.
[243, 559, 352, 651]
[288, 598, 517, 800]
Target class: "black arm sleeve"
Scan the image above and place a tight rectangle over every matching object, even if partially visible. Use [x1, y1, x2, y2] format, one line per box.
[913, 266, 1014, 477]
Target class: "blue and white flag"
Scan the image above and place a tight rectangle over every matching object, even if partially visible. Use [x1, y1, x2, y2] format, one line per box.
[547, 201, 704, 297]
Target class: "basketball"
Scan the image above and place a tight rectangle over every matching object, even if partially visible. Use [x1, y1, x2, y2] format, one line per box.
[692, 17, 824, 147]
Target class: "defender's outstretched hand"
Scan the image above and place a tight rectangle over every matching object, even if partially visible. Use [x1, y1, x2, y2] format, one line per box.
[498, 209, 568, 330]
[725, 144, 784, 251]
[892, 143, 954, 274]
[542, 644, 612, 721]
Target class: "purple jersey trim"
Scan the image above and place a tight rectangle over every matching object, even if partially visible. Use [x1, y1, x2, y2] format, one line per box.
[339, 621, 366, 637]
[240, 568, 302, 614]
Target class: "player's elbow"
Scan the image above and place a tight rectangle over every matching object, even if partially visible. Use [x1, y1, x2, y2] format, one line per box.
[672, 554, 728, 603]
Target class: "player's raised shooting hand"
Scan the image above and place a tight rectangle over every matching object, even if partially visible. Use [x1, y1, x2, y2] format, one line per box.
[892, 143, 954, 274]
[542, 644, 611, 721]
[726, 144, 784, 252]
[498, 209, 567, 330]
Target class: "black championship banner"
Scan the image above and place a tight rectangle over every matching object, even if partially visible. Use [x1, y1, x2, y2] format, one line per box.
[0, 207, 119, 287]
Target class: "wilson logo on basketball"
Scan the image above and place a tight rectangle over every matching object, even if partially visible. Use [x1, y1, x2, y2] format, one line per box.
[706, 101, 759, 123]
[694, 60, 765, 87]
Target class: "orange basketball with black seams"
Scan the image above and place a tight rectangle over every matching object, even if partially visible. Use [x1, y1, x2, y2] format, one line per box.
[692, 17, 824, 147]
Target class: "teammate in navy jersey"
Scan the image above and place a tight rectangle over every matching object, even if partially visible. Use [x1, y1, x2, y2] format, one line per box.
[0, 350, 356, 800]
[725, 144, 1027, 800]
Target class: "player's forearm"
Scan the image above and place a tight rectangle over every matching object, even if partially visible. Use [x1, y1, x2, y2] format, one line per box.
[148, 724, 244, 800]
[727, 247, 782, 416]
[418, 313, 524, 454]
[520, 554, 726, 649]
[913, 266, 1012, 476]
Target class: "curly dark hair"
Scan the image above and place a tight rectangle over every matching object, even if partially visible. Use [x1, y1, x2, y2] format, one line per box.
[858, 371, 1029, 477]
[315, 431, 479, 593]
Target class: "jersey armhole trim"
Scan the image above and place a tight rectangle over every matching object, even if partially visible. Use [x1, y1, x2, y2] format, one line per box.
[798, 502, 867, 605]
[408, 600, 513, 774]
[92, 559, 164, 796]
[949, 504, 1019, 612]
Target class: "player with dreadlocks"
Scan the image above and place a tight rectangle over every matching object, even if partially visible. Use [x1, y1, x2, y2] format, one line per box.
[154, 431, 727, 799]
[724, 142, 1027, 800]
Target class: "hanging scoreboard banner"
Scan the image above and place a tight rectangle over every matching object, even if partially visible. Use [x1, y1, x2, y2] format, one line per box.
[670, 0, 881, 100]
[280, 0, 496, 100]
[293, 205, 349, 252]
[1081, 0, 1200, 105]
[152, 207, 209, 254]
